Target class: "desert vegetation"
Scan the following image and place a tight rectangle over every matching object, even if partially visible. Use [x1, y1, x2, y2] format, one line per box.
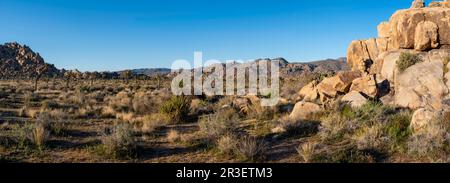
[1, 73, 449, 163]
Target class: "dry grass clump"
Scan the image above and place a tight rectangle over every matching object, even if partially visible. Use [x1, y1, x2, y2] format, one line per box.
[99, 122, 137, 159]
[198, 108, 240, 141]
[296, 141, 317, 163]
[216, 133, 238, 156]
[132, 91, 154, 115]
[235, 135, 267, 162]
[407, 120, 450, 162]
[101, 106, 116, 118]
[166, 130, 181, 143]
[14, 115, 51, 151]
[115, 112, 135, 122]
[140, 113, 169, 133]
[18, 106, 40, 118]
[107, 91, 133, 112]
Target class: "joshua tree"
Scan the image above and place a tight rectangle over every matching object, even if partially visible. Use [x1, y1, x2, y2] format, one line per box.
[64, 70, 81, 91]
[34, 65, 49, 92]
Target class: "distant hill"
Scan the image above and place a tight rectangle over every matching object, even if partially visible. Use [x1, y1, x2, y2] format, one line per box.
[129, 68, 171, 77]
[0, 42, 59, 79]
[126, 57, 348, 78]
[1, 42, 348, 79]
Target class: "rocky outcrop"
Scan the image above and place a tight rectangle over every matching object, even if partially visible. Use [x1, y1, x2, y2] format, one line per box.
[316, 71, 361, 98]
[0, 42, 59, 79]
[292, 1, 450, 131]
[298, 80, 319, 102]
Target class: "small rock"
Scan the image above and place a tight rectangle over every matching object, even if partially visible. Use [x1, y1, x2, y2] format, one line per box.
[289, 102, 322, 121]
[410, 108, 440, 133]
[298, 80, 319, 102]
[341, 91, 368, 108]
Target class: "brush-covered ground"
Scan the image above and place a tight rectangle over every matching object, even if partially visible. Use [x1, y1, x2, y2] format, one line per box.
[0, 76, 449, 163]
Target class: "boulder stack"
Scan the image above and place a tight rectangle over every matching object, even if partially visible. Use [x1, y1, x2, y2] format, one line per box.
[293, 1, 450, 133]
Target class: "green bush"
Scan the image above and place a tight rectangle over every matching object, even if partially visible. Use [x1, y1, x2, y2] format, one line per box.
[397, 52, 422, 72]
[160, 96, 191, 123]
[385, 112, 412, 146]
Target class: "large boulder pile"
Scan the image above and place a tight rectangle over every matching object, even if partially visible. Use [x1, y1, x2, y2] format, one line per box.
[292, 1, 450, 132]
[0, 42, 59, 79]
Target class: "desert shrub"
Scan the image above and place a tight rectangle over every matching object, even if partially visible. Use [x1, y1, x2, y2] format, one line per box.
[385, 111, 412, 150]
[397, 52, 422, 72]
[41, 100, 60, 110]
[132, 91, 154, 115]
[312, 143, 373, 163]
[198, 108, 240, 141]
[318, 113, 353, 142]
[18, 106, 40, 118]
[277, 117, 320, 138]
[140, 113, 169, 133]
[160, 96, 191, 123]
[235, 135, 267, 162]
[115, 112, 135, 122]
[215, 96, 235, 110]
[28, 121, 50, 151]
[216, 133, 238, 156]
[19, 115, 51, 151]
[166, 130, 181, 143]
[100, 123, 137, 159]
[101, 106, 116, 118]
[108, 91, 132, 112]
[352, 101, 395, 125]
[296, 141, 317, 163]
[23, 92, 41, 104]
[407, 120, 450, 162]
[352, 124, 389, 151]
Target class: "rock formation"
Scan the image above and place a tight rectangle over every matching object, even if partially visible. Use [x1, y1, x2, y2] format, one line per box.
[0, 42, 59, 79]
[294, 0, 450, 134]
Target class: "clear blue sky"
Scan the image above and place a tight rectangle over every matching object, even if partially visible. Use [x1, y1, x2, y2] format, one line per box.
[0, 0, 425, 71]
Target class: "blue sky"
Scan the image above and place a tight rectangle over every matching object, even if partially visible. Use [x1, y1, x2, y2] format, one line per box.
[0, 0, 425, 71]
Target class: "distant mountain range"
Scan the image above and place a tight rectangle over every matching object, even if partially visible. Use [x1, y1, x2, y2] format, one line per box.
[0, 42, 348, 79]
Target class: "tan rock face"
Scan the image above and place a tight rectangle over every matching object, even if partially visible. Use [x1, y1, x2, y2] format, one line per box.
[289, 102, 322, 121]
[316, 71, 361, 98]
[411, 0, 425, 9]
[414, 21, 439, 51]
[347, 40, 371, 72]
[378, 22, 391, 38]
[410, 108, 440, 133]
[341, 91, 368, 108]
[350, 75, 378, 98]
[348, 6, 450, 72]
[395, 59, 449, 110]
[298, 80, 319, 102]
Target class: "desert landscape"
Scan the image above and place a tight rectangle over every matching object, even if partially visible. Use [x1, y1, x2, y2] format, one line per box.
[2, 0, 450, 163]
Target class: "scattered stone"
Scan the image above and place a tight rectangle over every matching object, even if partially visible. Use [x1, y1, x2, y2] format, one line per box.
[298, 80, 319, 102]
[410, 108, 441, 133]
[289, 102, 322, 121]
[341, 91, 368, 108]
[316, 71, 361, 98]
